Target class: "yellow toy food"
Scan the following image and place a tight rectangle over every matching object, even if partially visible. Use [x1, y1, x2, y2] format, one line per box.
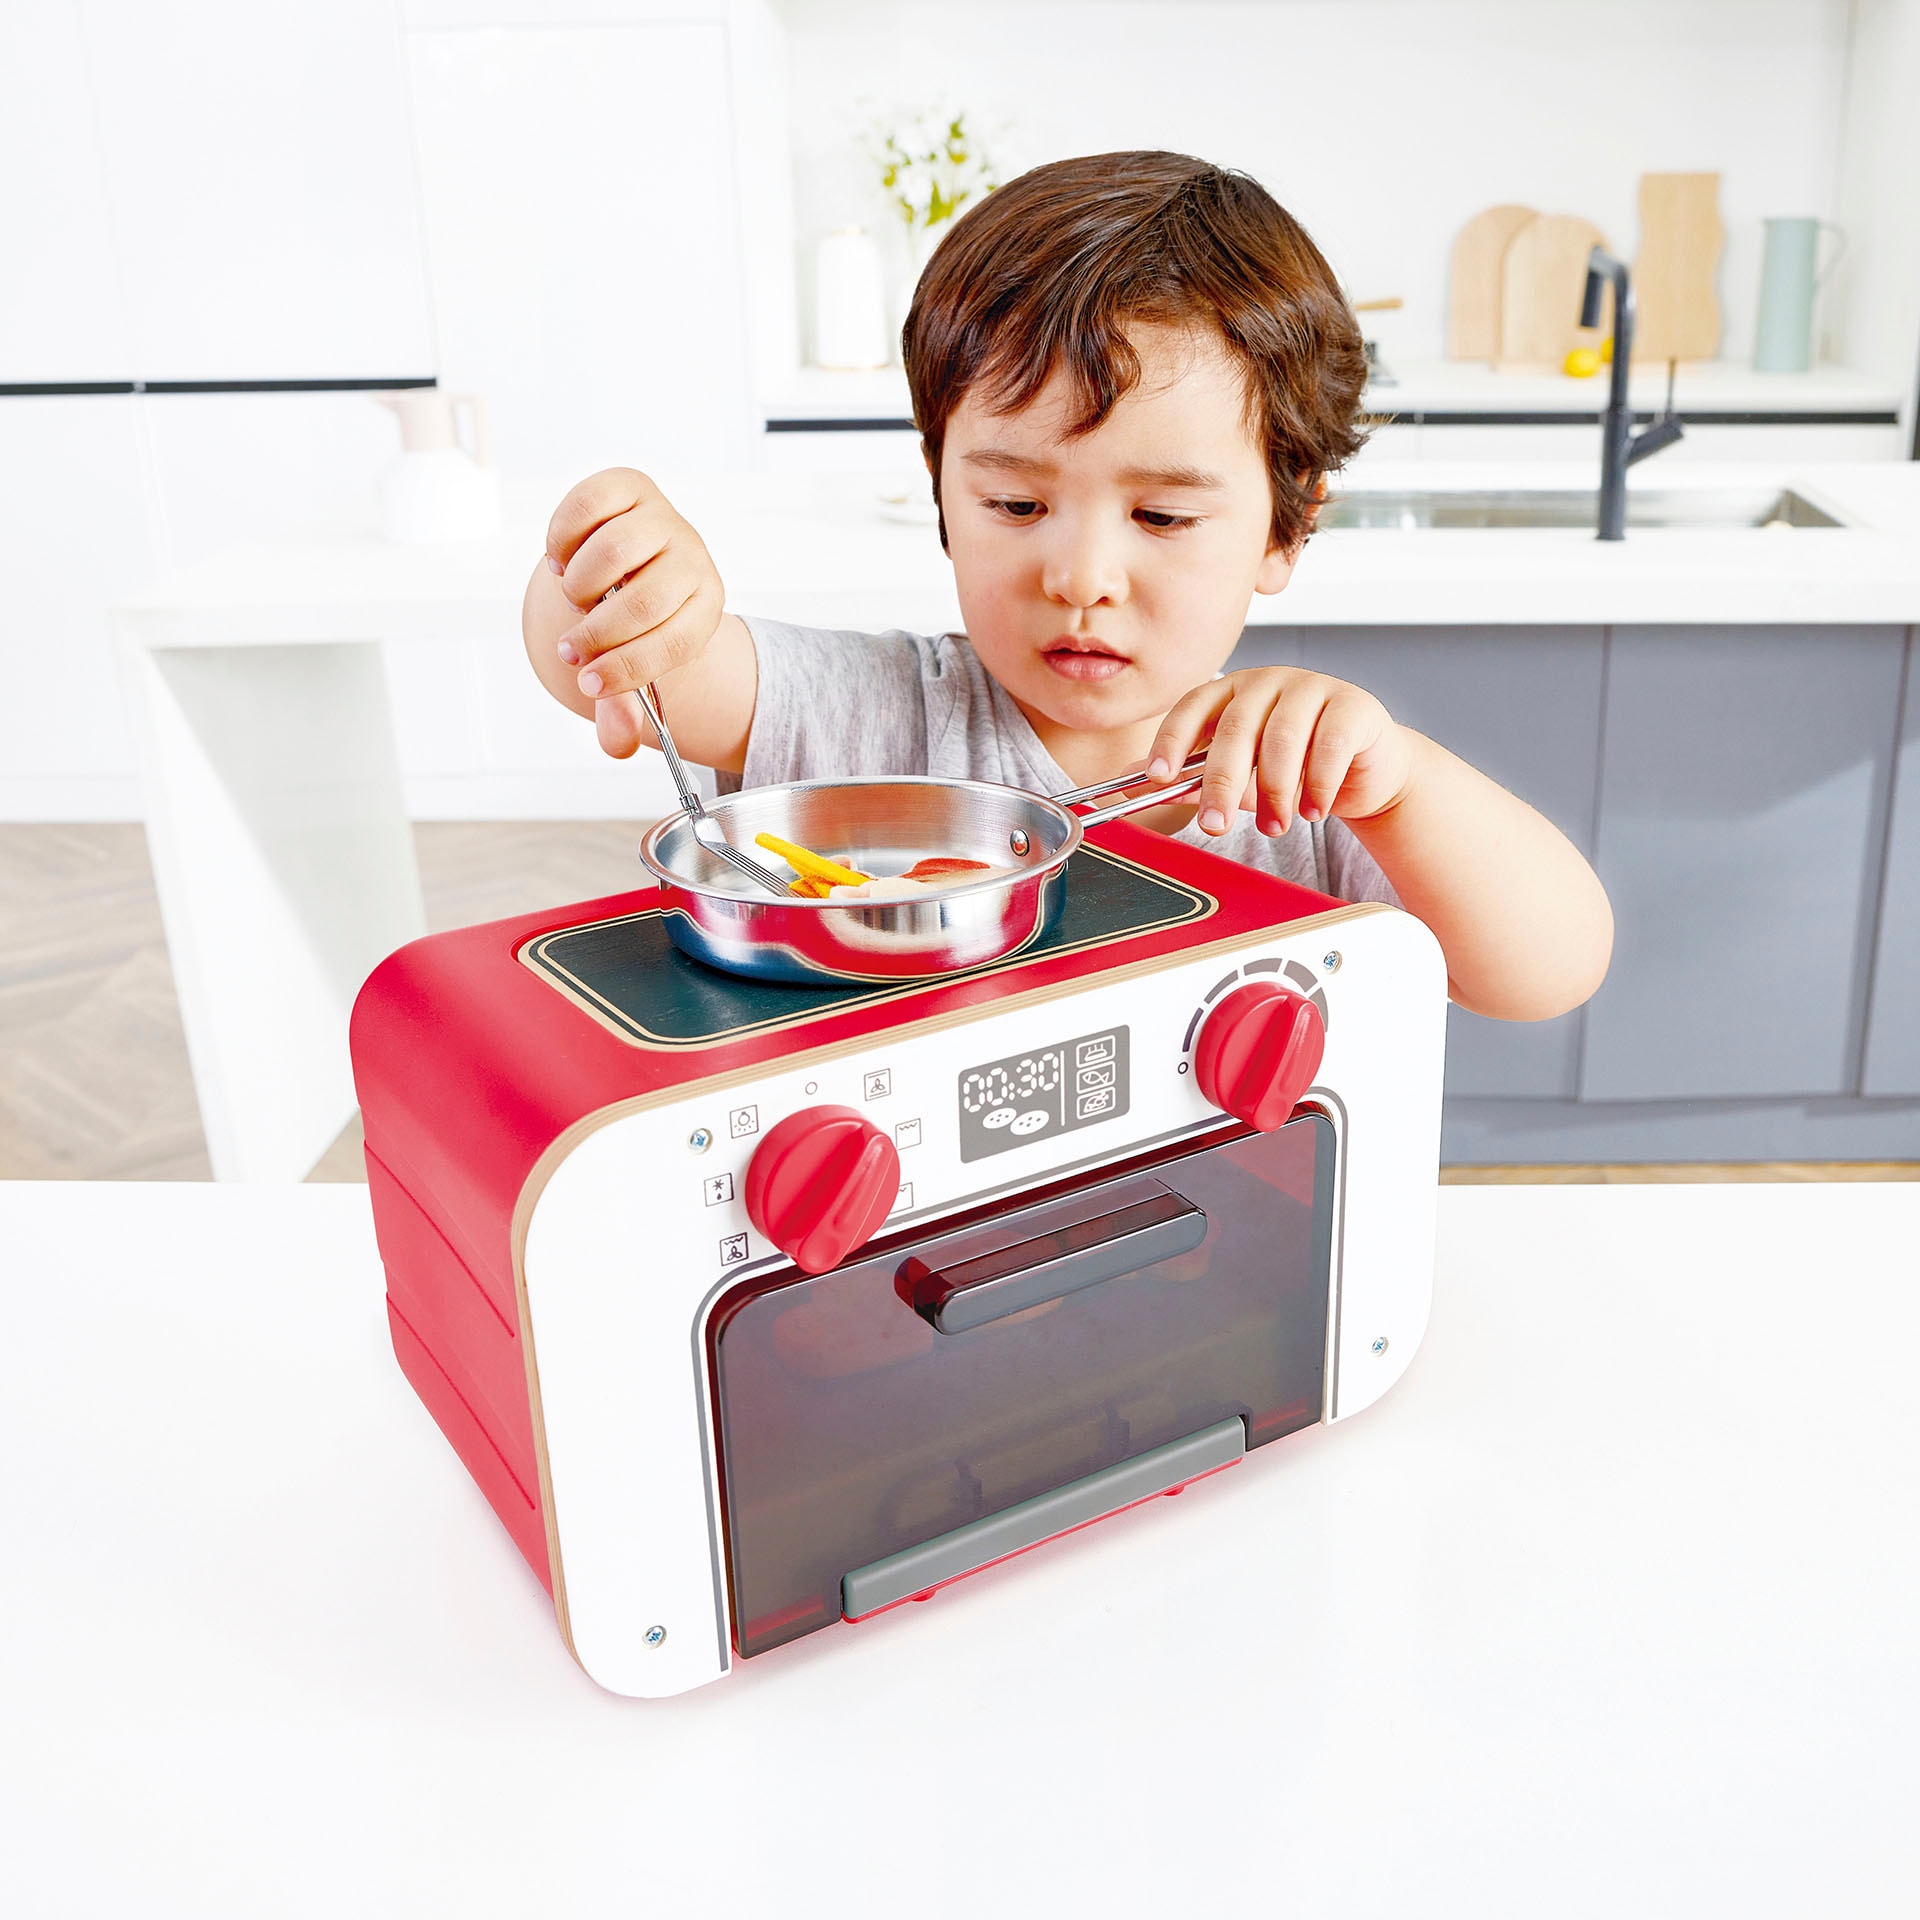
[753, 832, 871, 895]
[1563, 346, 1602, 378]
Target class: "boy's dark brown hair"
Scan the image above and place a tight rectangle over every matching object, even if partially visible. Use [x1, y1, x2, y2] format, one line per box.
[903, 150, 1369, 555]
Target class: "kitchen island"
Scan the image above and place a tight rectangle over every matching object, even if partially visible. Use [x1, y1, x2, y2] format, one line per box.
[113, 460, 1920, 1172]
[686, 459, 1920, 1164]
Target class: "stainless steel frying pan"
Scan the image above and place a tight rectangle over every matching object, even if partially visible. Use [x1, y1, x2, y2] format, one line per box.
[637, 755, 1208, 984]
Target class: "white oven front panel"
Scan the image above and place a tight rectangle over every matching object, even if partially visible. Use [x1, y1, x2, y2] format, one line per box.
[522, 900, 1444, 1697]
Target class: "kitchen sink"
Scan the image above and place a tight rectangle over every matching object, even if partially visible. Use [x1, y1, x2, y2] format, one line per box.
[1318, 487, 1846, 531]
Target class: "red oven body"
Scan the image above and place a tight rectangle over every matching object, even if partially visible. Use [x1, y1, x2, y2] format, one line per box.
[350, 819, 1446, 1697]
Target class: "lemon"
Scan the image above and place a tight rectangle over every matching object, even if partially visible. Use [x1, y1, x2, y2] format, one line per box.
[1563, 346, 1602, 378]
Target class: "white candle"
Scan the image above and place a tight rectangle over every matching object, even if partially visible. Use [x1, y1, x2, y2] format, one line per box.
[814, 227, 889, 370]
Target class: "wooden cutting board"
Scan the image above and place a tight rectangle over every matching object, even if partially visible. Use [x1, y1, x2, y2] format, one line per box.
[1499, 213, 1612, 369]
[1634, 172, 1723, 363]
[1447, 204, 1536, 361]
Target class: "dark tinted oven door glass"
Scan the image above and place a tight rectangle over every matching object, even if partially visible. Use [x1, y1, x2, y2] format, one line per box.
[709, 1112, 1335, 1657]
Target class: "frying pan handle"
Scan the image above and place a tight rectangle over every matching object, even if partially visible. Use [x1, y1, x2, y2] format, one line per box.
[1060, 750, 1210, 827]
[899, 1187, 1207, 1333]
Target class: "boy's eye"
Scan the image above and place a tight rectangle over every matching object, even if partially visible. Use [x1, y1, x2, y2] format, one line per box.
[985, 497, 1043, 521]
[1136, 508, 1203, 532]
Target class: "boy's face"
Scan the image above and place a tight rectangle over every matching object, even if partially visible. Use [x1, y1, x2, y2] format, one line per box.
[939, 322, 1299, 753]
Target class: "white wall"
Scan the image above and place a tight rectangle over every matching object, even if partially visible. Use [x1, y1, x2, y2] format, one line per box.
[1830, 0, 1920, 442]
[783, 0, 1857, 374]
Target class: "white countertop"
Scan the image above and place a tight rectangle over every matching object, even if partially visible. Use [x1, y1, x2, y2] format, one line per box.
[7, 1177, 1915, 1917]
[114, 460, 1920, 644]
[763, 359, 1907, 421]
[1367, 357, 1904, 415]
[700, 461, 1920, 632]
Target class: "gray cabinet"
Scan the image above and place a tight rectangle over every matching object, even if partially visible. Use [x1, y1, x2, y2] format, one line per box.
[1233, 620, 1917, 1158]
[1582, 626, 1907, 1101]
[1238, 626, 1605, 1099]
[1863, 629, 1920, 1095]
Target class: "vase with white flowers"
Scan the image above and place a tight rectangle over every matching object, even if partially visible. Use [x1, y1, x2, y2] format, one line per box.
[870, 108, 997, 289]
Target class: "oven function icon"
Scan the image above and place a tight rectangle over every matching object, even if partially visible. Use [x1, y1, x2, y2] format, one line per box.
[1010, 1109, 1050, 1137]
[728, 1105, 759, 1139]
[863, 1070, 892, 1101]
[718, 1232, 749, 1265]
[890, 1182, 915, 1215]
[703, 1172, 736, 1207]
[1074, 1029, 1119, 1110]
[893, 1117, 922, 1150]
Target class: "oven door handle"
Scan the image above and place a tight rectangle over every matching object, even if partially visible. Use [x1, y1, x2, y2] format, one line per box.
[898, 1187, 1208, 1334]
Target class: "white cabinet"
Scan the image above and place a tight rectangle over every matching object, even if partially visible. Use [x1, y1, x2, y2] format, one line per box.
[0, 5, 132, 382]
[0, 398, 153, 817]
[79, 0, 435, 381]
[405, 20, 757, 487]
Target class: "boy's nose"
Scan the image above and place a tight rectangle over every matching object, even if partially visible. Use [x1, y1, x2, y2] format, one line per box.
[1041, 522, 1128, 609]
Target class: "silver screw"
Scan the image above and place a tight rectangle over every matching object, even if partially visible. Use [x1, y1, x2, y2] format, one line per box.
[1010, 828, 1031, 857]
[687, 1127, 713, 1154]
[644, 1624, 667, 1648]
[1371, 1336, 1388, 1355]
[1323, 950, 1342, 973]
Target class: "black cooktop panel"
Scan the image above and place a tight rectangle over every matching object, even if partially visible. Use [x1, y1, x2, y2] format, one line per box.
[520, 845, 1214, 1050]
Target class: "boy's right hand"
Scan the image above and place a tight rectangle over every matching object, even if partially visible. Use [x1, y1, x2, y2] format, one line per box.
[544, 468, 727, 759]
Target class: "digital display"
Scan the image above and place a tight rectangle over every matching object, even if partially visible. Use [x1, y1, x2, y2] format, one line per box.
[957, 1026, 1131, 1163]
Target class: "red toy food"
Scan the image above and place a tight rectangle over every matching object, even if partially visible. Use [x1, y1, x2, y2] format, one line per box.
[900, 857, 993, 881]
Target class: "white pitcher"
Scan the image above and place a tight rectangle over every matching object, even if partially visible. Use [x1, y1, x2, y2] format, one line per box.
[1752, 218, 1846, 374]
[373, 390, 503, 542]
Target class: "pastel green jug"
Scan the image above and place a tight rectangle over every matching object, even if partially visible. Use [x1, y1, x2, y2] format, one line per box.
[1753, 216, 1845, 373]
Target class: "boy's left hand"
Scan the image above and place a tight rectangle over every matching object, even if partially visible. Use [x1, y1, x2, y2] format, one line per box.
[1146, 667, 1417, 837]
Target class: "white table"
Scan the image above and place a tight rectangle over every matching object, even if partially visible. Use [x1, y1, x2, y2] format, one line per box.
[5, 1180, 1914, 1916]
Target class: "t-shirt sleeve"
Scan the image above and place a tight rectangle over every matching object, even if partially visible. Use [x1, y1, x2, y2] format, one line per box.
[1320, 818, 1402, 908]
[736, 616, 932, 789]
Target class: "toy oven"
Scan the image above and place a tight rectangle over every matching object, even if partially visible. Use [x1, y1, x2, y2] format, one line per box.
[351, 826, 1446, 1698]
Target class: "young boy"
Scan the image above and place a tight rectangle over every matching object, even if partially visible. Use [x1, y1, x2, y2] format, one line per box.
[522, 151, 1612, 1022]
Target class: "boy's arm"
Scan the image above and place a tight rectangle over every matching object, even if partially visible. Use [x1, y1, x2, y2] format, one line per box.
[1339, 731, 1614, 1021]
[521, 467, 758, 774]
[1149, 669, 1613, 1022]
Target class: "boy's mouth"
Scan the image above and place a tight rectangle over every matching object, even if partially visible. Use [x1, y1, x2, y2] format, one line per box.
[1042, 635, 1130, 682]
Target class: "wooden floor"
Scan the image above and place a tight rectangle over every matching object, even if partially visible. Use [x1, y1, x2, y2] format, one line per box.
[3, 822, 1915, 1187]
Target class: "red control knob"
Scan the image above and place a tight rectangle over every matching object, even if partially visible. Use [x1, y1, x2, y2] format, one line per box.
[1193, 982, 1326, 1132]
[745, 1105, 901, 1276]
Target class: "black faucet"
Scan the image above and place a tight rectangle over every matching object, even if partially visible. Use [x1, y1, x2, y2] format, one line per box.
[1581, 245, 1685, 540]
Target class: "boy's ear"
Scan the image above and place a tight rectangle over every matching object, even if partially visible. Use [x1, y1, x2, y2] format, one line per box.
[1254, 540, 1298, 595]
[1255, 473, 1324, 591]
[925, 442, 950, 554]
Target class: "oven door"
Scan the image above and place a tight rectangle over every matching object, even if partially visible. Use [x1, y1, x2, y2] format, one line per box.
[707, 1111, 1336, 1657]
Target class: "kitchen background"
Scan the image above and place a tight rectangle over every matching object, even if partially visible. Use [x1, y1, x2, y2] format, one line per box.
[4, 0, 1918, 1180]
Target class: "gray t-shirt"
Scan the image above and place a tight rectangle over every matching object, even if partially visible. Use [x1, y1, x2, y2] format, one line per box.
[733, 616, 1400, 907]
